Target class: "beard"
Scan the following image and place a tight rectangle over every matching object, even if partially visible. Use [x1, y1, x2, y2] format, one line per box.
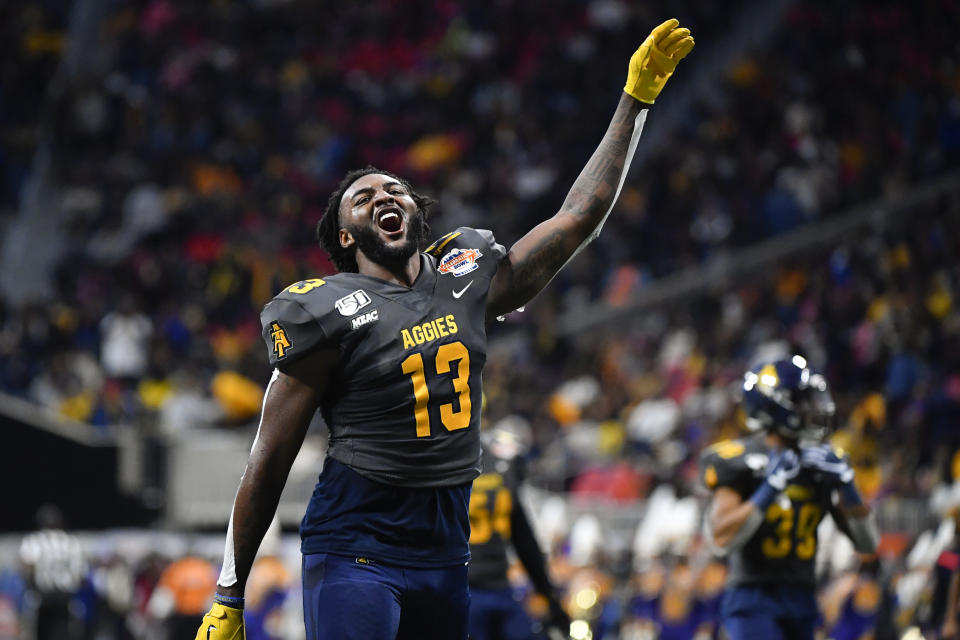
[348, 210, 427, 269]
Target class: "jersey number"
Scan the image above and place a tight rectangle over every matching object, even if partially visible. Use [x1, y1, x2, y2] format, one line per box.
[284, 278, 325, 294]
[400, 341, 472, 437]
[469, 486, 512, 545]
[761, 502, 822, 560]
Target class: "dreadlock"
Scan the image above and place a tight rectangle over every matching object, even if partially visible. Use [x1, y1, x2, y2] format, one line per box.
[316, 166, 435, 273]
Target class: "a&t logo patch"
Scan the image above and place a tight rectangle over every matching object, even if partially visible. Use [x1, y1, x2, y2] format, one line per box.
[335, 290, 372, 316]
[270, 321, 291, 360]
[438, 248, 482, 277]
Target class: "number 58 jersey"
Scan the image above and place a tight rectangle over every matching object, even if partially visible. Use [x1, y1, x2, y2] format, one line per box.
[700, 436, 834, 589]
[260, 227, 506, 488]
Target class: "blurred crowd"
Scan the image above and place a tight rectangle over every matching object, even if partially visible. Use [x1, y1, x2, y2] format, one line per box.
[3, 197, 960, 635]
[4, 480, 960, 639]
[0, 515, 300, 640]
[0, 0, 958, 434]
[0, 1, 68, 218]
[491, 198, 960, 508]
[1, 0, 960, 637]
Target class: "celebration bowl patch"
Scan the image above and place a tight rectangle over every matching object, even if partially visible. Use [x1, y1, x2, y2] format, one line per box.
[438, 248, 482, 277]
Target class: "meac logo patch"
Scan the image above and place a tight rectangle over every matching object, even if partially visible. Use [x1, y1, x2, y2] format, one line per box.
[335, 290, 372, 316]
[438, 248, 482, 277]
[351, 310, 379, 330]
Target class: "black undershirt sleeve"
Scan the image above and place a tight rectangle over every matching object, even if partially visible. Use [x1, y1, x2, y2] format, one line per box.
[510, 492, 554, 597]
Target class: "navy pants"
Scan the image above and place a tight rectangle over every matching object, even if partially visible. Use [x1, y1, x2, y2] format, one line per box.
[302, 553, 470, 640]
[467, 587, 536, 640]
[721, 584, 818, 640]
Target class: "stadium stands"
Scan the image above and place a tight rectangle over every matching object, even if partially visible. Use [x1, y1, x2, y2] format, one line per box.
[1, 0, 959, 638]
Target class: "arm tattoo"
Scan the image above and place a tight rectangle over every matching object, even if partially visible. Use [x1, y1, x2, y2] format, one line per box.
[510, 230, 567, 295]
[559, 94, 638, 222]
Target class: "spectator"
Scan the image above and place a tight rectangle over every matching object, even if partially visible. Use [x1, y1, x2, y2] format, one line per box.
[99, 296, 152, 382]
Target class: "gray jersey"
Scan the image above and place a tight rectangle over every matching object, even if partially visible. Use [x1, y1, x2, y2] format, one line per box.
[260, 227, 506, 487]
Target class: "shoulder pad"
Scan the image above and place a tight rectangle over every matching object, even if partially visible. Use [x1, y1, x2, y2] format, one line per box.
[700, 439, 765, 490]
[262, 274, 391, 366]
[426, 227, 507, 277]
[275, 274, 382, 315]
[261, 296, 327, 368]
[273, 276, 359, 307]
[261, 277, 352, 365]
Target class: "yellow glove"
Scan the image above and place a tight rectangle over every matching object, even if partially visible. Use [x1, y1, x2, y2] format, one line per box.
[195, 602, 245, 640]
[624, 18, 695, 104]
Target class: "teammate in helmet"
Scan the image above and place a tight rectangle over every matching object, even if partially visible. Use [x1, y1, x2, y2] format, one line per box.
[700, 355, 879, 640]
[467, 418, 570, 640]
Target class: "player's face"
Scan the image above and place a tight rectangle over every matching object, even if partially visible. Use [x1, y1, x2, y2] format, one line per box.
[339, 173, 424, 268]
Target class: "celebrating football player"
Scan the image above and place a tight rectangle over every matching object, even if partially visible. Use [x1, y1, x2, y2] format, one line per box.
[700, 356, 879, 640]
[197, 19, 694, 640]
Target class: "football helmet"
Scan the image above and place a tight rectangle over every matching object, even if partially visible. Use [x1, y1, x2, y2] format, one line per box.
[482, 415, 533, 460]
[742, 355, 835, 441]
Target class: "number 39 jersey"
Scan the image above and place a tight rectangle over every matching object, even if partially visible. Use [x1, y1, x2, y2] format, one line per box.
[260, 227, 506, 488]
[700, 436, 833, 589]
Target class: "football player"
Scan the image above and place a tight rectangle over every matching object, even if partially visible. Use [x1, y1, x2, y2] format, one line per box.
[467, 421, 570, 640]
[197, 19, 694, 640]
[700, 356, 879, 639]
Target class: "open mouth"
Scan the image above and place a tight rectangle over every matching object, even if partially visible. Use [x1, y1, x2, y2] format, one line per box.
[376, 208, 404, 234]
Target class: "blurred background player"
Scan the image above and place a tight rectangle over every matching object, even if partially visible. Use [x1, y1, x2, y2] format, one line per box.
[468, 418, 571, 640]
[939, 506, 960, 639]
[197, 19, 695, 640]
[819, 557, 888, 640]
[242, 555, 293, 640]
[624, 483, 724, 639]
[700, 356, 879, 639]
[243, 518, 294, 640]
[17, 506, 90, 640]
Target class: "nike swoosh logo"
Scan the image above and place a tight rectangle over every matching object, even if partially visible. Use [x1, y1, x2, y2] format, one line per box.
[207, 625, 216, 640]
[452, 281, 473, 299]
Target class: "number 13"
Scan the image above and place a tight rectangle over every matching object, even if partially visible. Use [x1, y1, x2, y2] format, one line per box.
[401, 341, 472, 437]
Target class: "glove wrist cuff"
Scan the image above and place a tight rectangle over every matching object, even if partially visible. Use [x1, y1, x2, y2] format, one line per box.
[750, 482, 778, 511]
[625, 89, 655, 105]
[214, 593, 245, 610]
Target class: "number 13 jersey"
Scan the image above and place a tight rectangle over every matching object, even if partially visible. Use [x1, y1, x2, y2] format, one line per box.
[259, 227, 506, 566]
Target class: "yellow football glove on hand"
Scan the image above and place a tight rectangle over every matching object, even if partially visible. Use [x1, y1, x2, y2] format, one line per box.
[195, 602, 245, 640]
[624, 18, 695, 104]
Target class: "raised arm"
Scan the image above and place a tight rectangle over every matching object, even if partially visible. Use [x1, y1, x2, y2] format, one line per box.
[486, 19, 694, 321]
[196, 348, 336, 640]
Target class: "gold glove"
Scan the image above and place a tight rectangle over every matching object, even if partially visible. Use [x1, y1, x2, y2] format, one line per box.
[195, 602, 245, 640]
[624, 18, 695, 104]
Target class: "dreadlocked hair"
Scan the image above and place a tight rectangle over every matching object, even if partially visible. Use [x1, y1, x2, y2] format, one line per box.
[316, 166, 436, 273]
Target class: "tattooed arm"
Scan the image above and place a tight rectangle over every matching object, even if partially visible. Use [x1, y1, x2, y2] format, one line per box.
[215, 348, 336, 599]
[486, 21, 694, 322]
[486, 92, 643, 321]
